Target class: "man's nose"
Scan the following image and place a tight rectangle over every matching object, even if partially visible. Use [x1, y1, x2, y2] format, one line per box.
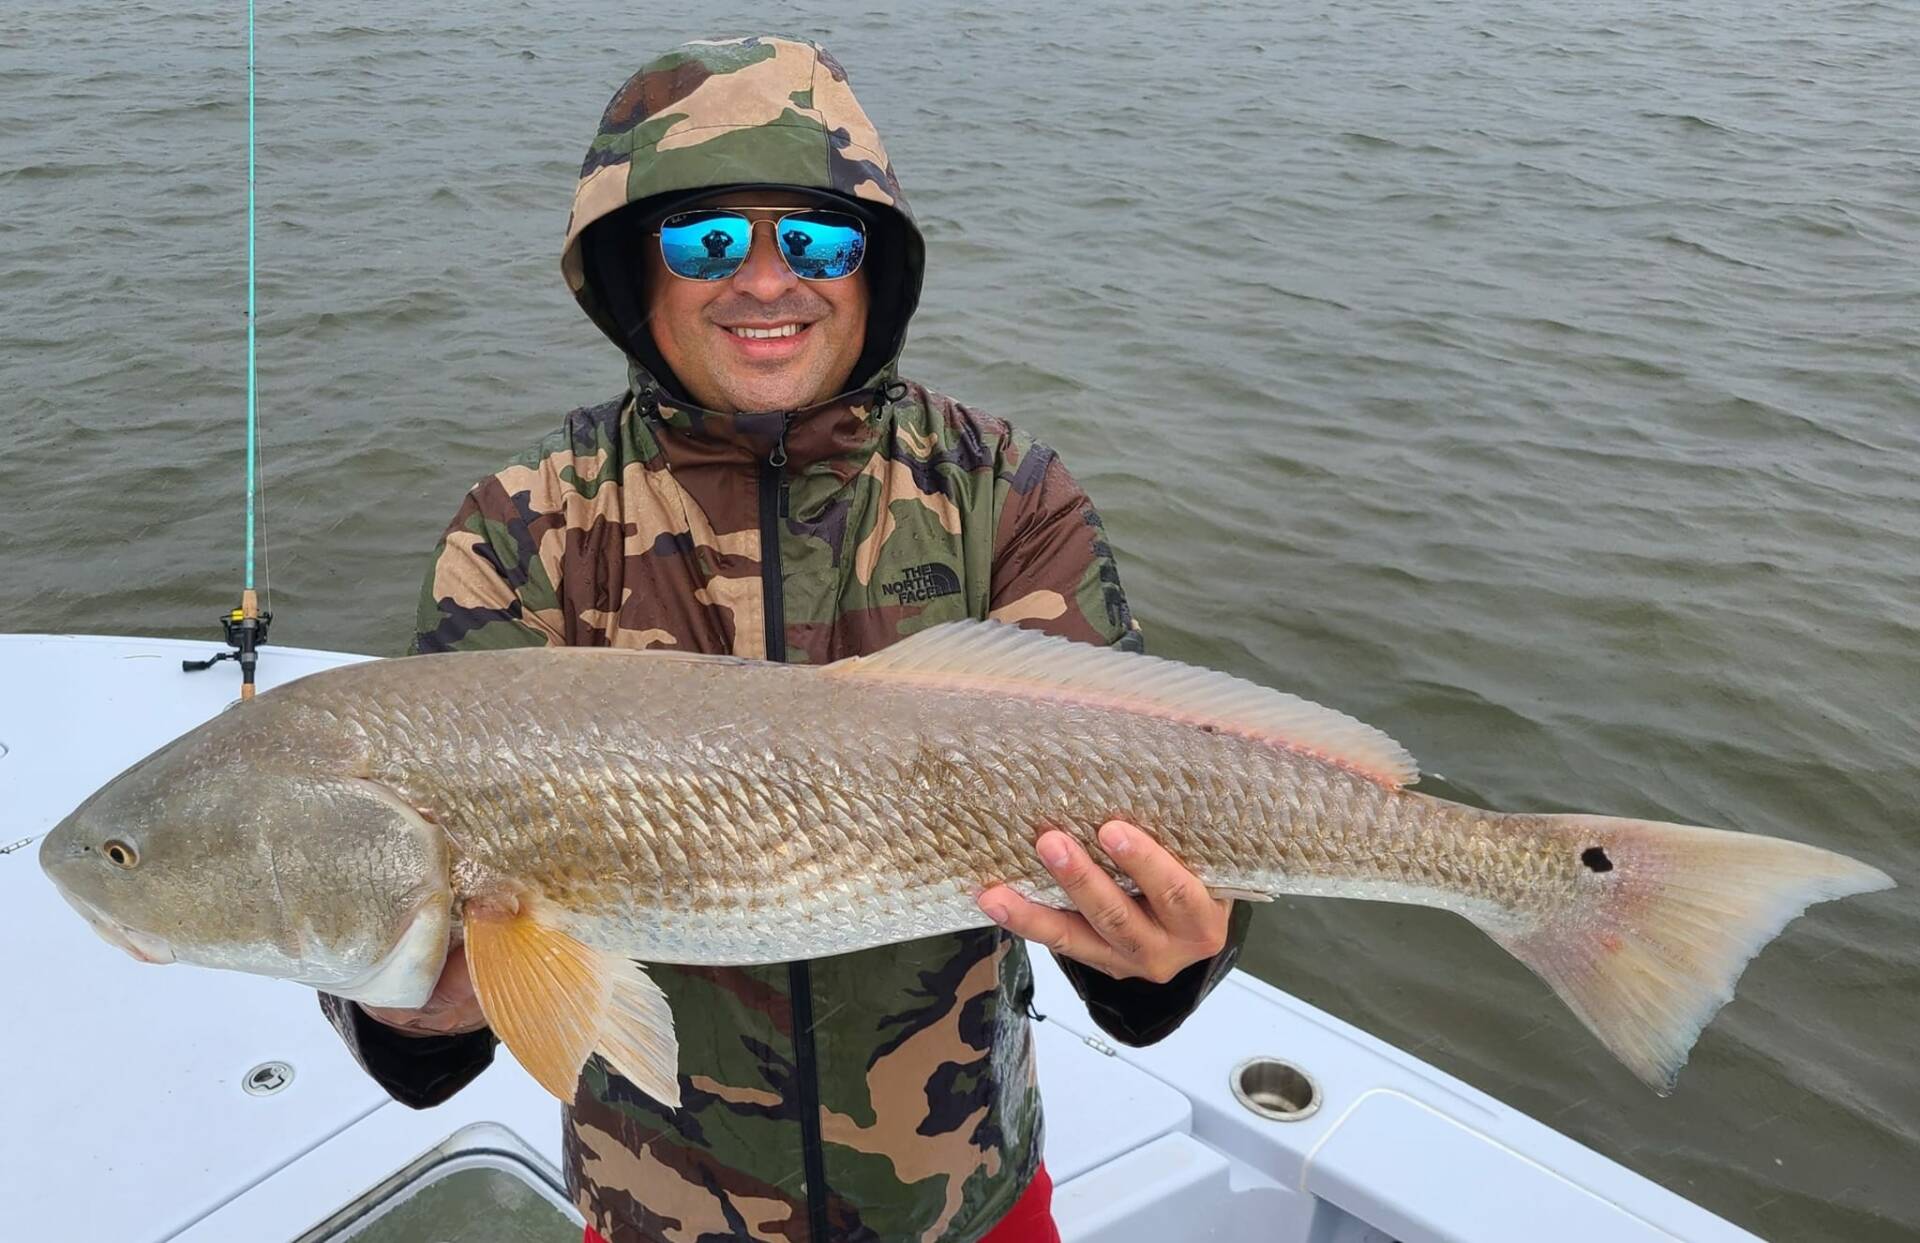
[729, 220, 799, 300]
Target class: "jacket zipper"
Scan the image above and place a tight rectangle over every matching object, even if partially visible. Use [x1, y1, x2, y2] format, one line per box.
[761, 419, 791, 659]
[759, 417, 827, 1242]
[790, 960, 827, 1240]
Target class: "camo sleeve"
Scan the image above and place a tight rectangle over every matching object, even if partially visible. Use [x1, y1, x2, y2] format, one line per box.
[409, 478, 567, 655]
[988, 439, 1251, 1046]
[987, 438, 1143, 652]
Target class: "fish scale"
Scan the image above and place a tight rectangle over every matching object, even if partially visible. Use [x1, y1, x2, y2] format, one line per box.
[39, 621, 1891, 1101]
[359, 659, 1525, 957]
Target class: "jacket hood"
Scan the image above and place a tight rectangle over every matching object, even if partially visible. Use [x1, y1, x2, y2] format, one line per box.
[562, 37, 925, 413]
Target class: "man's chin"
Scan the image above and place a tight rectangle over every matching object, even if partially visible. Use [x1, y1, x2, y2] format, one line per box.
[714, 377, 834, 415]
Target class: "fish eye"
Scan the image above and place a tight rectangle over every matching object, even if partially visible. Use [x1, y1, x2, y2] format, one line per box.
[103, 839, 139, 868]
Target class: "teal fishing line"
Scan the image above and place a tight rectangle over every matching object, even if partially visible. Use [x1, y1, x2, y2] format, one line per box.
[244, 0, 257, 591]
[178, 0, 269, 690]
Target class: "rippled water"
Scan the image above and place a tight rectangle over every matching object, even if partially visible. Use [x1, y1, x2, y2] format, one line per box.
[3, 2, 1916, 1238]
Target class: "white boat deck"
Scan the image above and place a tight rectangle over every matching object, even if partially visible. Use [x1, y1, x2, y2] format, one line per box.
[0, 634, 1763, 1242]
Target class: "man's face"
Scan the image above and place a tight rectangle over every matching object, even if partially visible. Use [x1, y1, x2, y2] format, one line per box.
[644, 190, 871, 414]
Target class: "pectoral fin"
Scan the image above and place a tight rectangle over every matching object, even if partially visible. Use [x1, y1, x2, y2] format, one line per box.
[1205, 885, 1275, 903]
[462, 901, 681, 1108]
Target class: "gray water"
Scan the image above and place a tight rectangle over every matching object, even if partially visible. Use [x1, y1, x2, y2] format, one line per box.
[3, 2, 1916, 1238]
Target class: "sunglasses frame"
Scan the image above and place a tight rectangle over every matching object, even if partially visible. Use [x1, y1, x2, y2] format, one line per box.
[654, 205, 868, 283]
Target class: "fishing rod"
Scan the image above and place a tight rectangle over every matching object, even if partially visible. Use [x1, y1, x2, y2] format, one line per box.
[184, 0, 271, 698]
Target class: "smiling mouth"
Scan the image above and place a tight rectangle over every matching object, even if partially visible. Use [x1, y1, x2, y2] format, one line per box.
[722, 323, 808, 340]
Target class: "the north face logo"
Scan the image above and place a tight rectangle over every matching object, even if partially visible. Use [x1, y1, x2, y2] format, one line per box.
[879, 562, 962, 604]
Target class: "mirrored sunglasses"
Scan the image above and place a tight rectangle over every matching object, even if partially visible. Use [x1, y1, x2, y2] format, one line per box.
[657, 208, 868, 282]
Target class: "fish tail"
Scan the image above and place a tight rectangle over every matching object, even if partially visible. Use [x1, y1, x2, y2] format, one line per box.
[1483, 813, 1891, 1094]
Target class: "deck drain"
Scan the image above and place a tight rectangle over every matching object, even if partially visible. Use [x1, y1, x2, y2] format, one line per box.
[244, 1060, 295, 1096]
[1231, 1057, 1319, 1122]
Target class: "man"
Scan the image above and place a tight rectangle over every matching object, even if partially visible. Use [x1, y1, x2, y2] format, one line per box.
[320, 36, 1250, 1243]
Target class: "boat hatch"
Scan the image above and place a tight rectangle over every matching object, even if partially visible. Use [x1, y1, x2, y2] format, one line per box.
[294, 1121, 583, 1243]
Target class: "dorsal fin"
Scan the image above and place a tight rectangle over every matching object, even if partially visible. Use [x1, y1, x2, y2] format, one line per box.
[825, 621, 1418, 788]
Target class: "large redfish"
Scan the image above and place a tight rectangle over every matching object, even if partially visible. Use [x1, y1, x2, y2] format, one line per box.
[39, 622, 1891, 1106]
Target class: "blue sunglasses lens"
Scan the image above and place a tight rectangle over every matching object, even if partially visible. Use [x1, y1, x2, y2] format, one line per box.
[777, 211, 866, 279]
[658, 210, 866, 281]
[659, 212, 753, 280]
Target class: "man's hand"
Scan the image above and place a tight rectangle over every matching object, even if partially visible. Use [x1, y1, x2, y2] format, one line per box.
[976, 820, 1231, 984]
[357, 942, 488, 1037]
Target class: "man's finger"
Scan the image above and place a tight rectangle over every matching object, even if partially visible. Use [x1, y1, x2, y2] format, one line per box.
[1097, 820, 1216, 939]
[1036, 829, 1151, 956]
[976, 885, 1129, 977]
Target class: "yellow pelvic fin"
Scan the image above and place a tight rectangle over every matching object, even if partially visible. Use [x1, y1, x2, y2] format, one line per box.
[463, 902, 681, 1108]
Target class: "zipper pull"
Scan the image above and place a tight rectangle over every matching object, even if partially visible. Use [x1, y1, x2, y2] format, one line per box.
[770, 416, 792, 518]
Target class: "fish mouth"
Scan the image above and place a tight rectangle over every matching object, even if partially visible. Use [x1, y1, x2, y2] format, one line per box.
[52, 884, 176, 965]
[103, 921, 177, 965]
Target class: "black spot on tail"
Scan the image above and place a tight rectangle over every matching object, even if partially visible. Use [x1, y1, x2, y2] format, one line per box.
[1581, 846, 1614, 873]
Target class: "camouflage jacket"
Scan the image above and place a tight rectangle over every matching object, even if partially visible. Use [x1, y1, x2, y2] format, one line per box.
[320, 37, 1249, 1243]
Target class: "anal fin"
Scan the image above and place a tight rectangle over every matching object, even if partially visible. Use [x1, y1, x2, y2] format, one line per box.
[463, 901, 681, 1108]
[1206, 885, 1275, 904]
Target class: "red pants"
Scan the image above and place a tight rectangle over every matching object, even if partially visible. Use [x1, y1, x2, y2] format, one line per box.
[980, 1162, 1060, 1242]
[580, 1161, 1059, 1242]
